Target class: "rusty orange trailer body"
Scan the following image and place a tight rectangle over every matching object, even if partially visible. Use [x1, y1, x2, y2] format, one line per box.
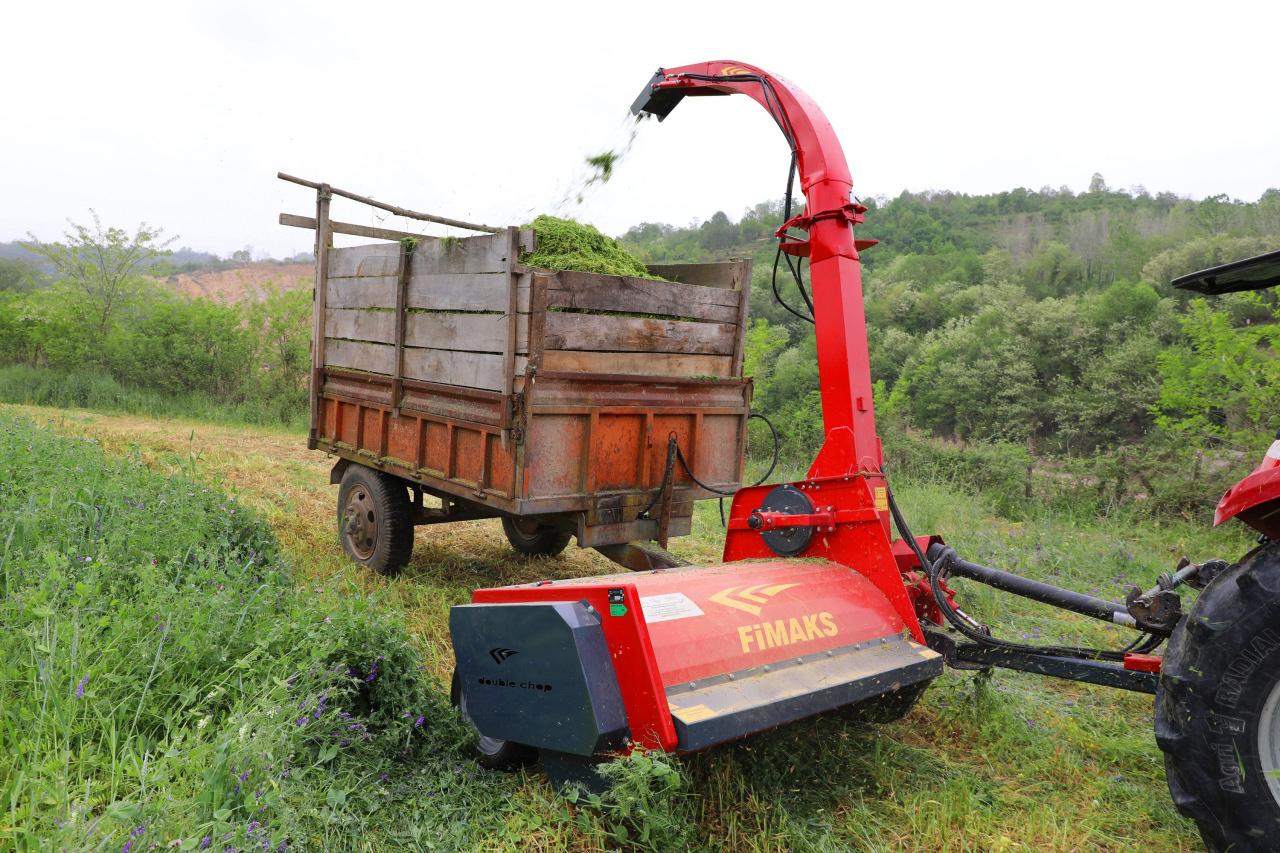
[283, 200, 756, 547]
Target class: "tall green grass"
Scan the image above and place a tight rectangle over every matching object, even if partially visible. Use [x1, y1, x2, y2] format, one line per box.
[0, 366, 308, 431]
[0, 412, 694, 851]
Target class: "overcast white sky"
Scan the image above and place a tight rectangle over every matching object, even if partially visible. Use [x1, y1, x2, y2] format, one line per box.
[3, 1, 1277, 258]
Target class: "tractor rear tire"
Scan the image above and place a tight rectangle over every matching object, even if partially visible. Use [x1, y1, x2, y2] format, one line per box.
[501, 516, 571, 558]
[337, 465, 414, 576]
[1156, 541, 1280, 852]
[451, 669, 537, 771]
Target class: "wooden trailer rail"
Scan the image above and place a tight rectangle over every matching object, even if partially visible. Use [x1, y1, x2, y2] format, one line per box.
[279, 173, 754, 547]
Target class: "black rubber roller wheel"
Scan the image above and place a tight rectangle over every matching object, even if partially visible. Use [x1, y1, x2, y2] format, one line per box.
[1156, 541, 1280, 851]
[336, 465, 414, 576]
[450, 669, 536, 771]
[501, 516, 571, 558]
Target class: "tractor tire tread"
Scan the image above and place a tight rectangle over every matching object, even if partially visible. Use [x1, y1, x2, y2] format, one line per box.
[1155, 541, 1280, 852]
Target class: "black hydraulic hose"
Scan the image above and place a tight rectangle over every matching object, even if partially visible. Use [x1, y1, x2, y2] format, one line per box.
[885, 484, 1142, 662]
[928, 544, 1138, 629]
[643, 414, 781, 524]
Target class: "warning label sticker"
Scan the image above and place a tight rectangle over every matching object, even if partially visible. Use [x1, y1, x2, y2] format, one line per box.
[639, 592, 705, 624]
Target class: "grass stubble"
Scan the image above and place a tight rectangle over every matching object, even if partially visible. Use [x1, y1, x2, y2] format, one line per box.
[3, 402, 1241, 851]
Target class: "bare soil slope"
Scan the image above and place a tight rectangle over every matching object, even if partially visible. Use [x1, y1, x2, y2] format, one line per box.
[156, 261, 312, 302]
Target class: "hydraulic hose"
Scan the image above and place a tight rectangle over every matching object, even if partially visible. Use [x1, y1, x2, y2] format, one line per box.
[927, 544, 1138, 629]
[885, 484, 1146, 662]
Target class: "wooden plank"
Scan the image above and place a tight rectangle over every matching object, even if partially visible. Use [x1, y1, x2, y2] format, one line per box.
[543, 270, 740, 324]
[407, 313, 528, 353]
[403, 348, 528, 393]
[329, 271, 533, 312]
[327, 309, 530, 353]
[502, 228, 521, 425]
[528, 275, 549, 373]
[328, 276, 397, 309]
[325, 338, 394, 374]
[328, 232, 515, 277]
[280, 212, 429, 243]
[391, 242, 413, 414]
[541, 350, 733, 378]
[406, 273, 530, 312]
[543, 312, 736, 356]
[730, 258, 754, 374]
[326, 308, 394, 341]
[646, 260, 751, 290]
[309, 186, 333, 440]
[325, 339, 528, 392]
[277, 172, 503, 234]
[328, 244, 400, 278]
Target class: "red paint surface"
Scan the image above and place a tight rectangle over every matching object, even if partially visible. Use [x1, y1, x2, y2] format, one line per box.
[1123, 653, 1163, 674]
[471, 560, 905, 751]
[1215, 462, 1280, 538]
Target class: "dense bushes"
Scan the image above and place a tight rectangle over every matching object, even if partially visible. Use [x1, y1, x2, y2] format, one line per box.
[0, 282, 310, 428]
[627, 182, 1280, 521]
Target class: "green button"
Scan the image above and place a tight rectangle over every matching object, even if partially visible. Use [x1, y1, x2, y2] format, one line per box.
[609, 603, 628, 617]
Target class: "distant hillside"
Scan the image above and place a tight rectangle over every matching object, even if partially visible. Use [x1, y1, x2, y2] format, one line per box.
[154, 261, 312, 302]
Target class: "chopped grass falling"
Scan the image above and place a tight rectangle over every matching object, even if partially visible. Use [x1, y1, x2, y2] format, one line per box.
[522, 215, 660, 279]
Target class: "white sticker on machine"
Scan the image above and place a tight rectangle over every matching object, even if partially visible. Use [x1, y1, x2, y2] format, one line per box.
[639, 592, 706, 624]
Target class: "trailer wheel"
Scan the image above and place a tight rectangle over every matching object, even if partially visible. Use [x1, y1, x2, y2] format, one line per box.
[336, 465, 414, 576]
[501, 516, 571, 558]
[450, 669, 537, 771]
[1156, 541, 1280, 852]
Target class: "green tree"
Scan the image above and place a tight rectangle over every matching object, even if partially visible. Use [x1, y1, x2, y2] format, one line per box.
[22, 211, 176, 342]
[1156, 297, 1280, 446]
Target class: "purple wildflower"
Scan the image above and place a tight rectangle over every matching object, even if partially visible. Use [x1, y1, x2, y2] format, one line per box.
[200, 837, 211, 850]
[131, 824, 146, 837]
[378, 772, 389, 783]
[121, 841, 133, 853]
[294, 717, 307, 727]
[277, 842, 287, 852]
[246, 821, 260, 835]
[75, 674, 90, 699]
[239, 770, 250, 783]
[414, 715, 425, 728]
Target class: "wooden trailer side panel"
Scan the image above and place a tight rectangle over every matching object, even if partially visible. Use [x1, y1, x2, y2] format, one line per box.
[298, 207, 755, 545]
[310, 229, 530, 505]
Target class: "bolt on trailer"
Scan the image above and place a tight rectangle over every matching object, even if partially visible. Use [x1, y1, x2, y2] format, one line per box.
[277, 174, 754, 575]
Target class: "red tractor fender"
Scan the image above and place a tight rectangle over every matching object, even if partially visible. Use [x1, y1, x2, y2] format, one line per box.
[1215, 440, 1280, 537]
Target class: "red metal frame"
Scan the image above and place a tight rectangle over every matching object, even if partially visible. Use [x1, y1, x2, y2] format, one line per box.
[471, 560, 909, 753]
[1215, 438, 1280, 537]
[645, 62, 883, 482]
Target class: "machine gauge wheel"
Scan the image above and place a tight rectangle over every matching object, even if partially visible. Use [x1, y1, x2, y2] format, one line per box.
[501, 516, 572, 558]
[757, 484, 815, 557]
[450, 669, 537, 771]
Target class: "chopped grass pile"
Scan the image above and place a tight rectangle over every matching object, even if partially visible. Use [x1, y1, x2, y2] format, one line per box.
[522, 215, 660, 279]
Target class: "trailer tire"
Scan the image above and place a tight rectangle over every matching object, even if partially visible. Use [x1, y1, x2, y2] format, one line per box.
[501, 516, 571, 558]
[337, 465, 414, 576]
[1155, 541, 1280, 852]
[451, 669, 537, 771]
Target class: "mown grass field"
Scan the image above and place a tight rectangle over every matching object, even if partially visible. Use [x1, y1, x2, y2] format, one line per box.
[2, 402, 1253, 851]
